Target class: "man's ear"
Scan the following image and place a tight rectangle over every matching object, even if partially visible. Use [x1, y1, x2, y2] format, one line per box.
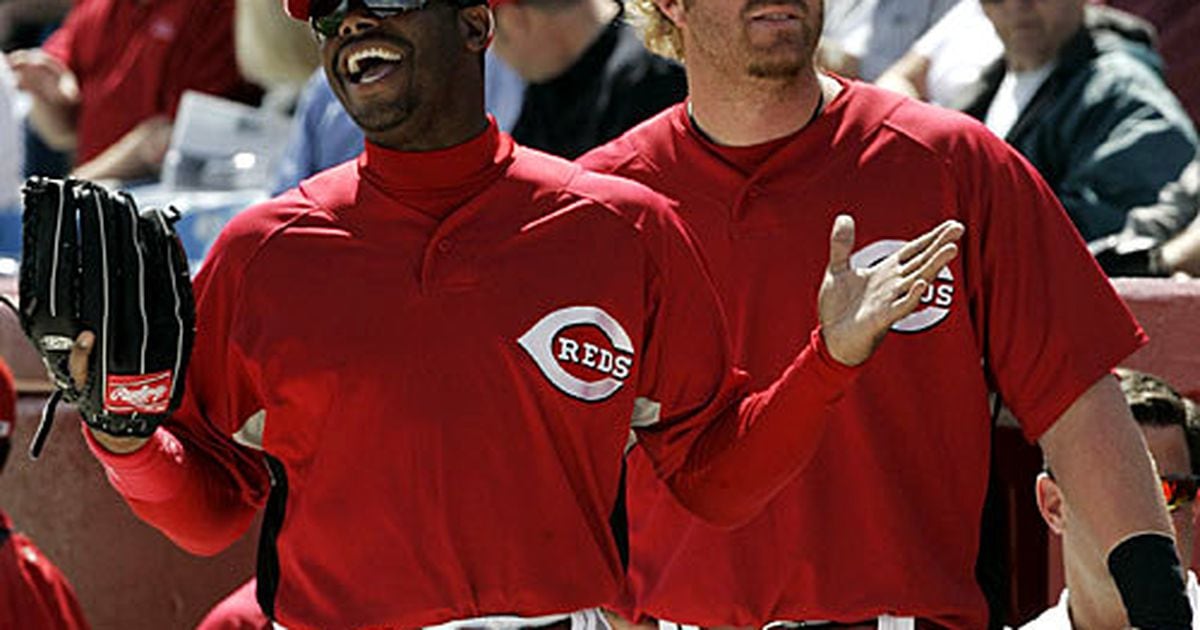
[1036, 473, 1067, 535]
[459, 4, 494, 52]
[653, 0, 687, 30]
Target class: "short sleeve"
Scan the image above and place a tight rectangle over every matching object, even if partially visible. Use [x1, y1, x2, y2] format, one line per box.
[961, 129, 1147, 441]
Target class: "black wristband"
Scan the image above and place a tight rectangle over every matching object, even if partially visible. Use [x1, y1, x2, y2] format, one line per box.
[1108, 533, 1192, 629]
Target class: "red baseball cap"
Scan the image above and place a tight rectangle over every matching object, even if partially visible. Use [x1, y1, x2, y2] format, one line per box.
[285, 0, 317, 20]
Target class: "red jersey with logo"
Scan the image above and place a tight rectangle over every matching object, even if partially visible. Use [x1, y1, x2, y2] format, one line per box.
[0, 512, 91, 630]
[87, 121, 860, 629]
[579, 79, 1146, 628]
[42, 0, 255, 163]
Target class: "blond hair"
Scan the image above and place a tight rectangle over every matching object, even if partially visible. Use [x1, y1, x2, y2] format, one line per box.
[626, 0, 685, 62]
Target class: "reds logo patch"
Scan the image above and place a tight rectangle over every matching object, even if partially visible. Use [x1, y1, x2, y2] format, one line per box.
[518, 306, 635, 402]
[850, 239, 956, 333]
[105, 371, 173, 414]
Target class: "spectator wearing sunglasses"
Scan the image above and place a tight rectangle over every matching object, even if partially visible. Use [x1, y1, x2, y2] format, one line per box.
[960, 0, 1197, 244]
[490, 0, 685, 159]
[1026, 368, 1200, 629]
[68, 0, 963, 629]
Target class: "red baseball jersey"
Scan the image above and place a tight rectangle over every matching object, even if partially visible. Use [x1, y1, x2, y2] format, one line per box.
[42, 0, 255, 164]
[0, 512, 91, 630]
[579, 79, 1147, 628]
[87, 121, 860, 629]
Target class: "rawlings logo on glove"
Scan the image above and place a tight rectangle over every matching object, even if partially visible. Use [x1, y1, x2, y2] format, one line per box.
[105, 372, 174, 414]
[1, 177, 195, 458]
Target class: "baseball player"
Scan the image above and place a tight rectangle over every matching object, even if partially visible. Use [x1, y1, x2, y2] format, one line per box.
[578, 0, 1190, 628]
[37, 1, 961, 629]
[0, 358, 91, 630]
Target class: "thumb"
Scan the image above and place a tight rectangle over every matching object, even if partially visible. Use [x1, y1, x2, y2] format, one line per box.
[69, 331, 95, 390]
[827, 214, 855, 274]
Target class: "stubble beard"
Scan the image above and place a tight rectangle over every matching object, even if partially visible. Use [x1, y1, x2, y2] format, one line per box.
[686, 0, 821, 83]
[744, 4, 820, 80]
[745, 31, 814, 80]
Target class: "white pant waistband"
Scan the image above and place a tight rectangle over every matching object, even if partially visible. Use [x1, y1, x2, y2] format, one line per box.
[660, 615, 916, 630]
[274, 608, 611, 630]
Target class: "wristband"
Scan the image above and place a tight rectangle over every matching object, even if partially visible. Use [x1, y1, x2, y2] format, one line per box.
[1107, 532, 1192, 629]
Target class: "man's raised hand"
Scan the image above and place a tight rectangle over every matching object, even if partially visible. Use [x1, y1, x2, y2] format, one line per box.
[818, 215, 964, 366]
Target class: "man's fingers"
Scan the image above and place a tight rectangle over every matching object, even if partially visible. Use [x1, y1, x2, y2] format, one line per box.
[827, 214, 856, 274]
[897, 220, 964, 264]
[906, 243, 960, 285]
[899, 221, 964, 274]
[69, 331, 95, 390]
[892, 278, 929, 313]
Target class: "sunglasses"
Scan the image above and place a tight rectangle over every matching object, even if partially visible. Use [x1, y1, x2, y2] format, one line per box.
[309, 0, 431, 38]
[1162, 475, 1200, 513]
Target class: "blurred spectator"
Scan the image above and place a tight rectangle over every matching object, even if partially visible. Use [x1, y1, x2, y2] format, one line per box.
[875, 0, 1003, 107]
[195, 578, 269, 630]
[961, 3, 1198, 243]
[0, 54, 23, 257]
[269, 69, 361, 195]
[234, 0, 320, 113]
[269, 51, 523, 194]
[492, 0, 684, 159]
[0, 56, 23, 210]
[1023, 368, 1200, 629]
[0, 0, 71, 51]
[818, 0, 960, 81]
[1102, 0, 1200, 125]
[0, 358, 91, 630]
[8, 0, 260, 183]
[1090, 159, 1200, 277]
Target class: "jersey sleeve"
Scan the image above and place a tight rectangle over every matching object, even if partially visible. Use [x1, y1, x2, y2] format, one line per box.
[958, 127, 1148, 441]
[627, 197, 860, 527]
[86, 203, 277, 556]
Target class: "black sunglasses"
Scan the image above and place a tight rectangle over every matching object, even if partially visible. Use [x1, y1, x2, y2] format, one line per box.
[309, 0, 484, 38]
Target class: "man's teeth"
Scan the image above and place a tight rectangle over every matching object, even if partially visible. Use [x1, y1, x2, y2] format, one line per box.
[346, 47, 403, 76]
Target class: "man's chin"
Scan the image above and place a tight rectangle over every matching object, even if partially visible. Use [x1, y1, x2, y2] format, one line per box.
[746, 59, 806, 80]
[348, 106, 412, 135]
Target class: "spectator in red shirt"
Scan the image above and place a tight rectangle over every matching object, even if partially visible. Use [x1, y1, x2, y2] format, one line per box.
[0, 358, 91, 630]
[7, 0, 259, 182]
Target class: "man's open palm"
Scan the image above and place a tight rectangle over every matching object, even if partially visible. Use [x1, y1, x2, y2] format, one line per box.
[819, 215, 964, 366]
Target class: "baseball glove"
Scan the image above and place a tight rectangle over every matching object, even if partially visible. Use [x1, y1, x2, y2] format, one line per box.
[3, 177, 194, 458]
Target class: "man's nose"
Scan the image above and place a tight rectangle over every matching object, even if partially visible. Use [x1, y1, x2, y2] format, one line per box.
[338, 9, 381, 38]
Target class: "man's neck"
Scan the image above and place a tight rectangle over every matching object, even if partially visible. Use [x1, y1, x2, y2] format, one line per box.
[687, 65, 837, 147]
[368, 111, 490, 152]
